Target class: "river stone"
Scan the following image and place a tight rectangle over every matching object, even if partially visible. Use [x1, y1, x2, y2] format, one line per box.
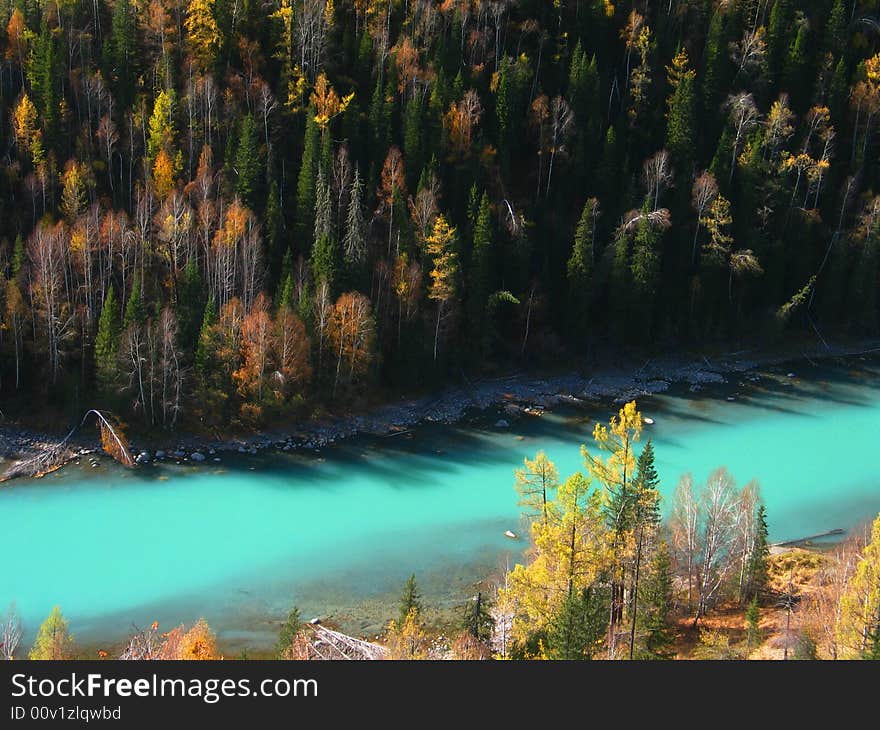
[155, 450, 166, 459]
[191, 452, 206, 462]
[495, 419, 510, 428]
[135, 451, 151, 464]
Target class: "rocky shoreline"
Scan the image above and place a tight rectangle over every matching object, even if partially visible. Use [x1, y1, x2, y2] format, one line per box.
[3, 336, 880, 479]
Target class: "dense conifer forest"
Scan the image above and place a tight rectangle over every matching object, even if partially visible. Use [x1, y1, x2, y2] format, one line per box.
[1, 0, 879, 430]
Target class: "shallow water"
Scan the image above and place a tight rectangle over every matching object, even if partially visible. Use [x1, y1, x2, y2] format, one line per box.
[2, 358, 880, 649]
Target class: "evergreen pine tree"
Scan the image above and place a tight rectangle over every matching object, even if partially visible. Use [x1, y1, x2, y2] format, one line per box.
[468, 192, 493, 349]
[766, 0, 793, 89]
[265, 179, 285, 294]
[403, 96, 423, 188]
[398, 574, 423, 626]
[235, 114, 261, 208]
[461, 591, 494, 643]
[567, 197, 599, 347]
[666, 50, 696, 177]
[94, 285, 122, 394]
[276, 606, 302, 658]
[178, 257, 204, 346]
[124, 277, 146, 329]
[343, 165, 367, 284]
[109, 0, 137, 109]
[194, 297, 217, 380]
[745, 594, 762, 652]
[546, 585, 609, 660]
[637, 541, 676, 659]
[11, 235, 25, 279]
[311, 166, 337, 291]
[784, 24, 812, 111]
[747, 504, 770, 600]
[296, 107, 320, 254]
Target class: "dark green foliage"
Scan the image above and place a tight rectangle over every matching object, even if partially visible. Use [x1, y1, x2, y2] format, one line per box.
[546, 585, 609, 660]
[566, 198, 598, 346]
[235, 115, 262, 208]
[11, 235, 25, 279]
[2, 0, 880, 427]
[123, 277, 146, 329]
[109, 0, 137, 108]
[276, 606, 303, 658]
[178, 258, 204, 347]
[296, 108, 320, 254]
[745, 595, 762, 651]
[747, 504, 771, 601]
[94, 285, 122, 394]
[461, 591, 494, 643]
[398, 574, 423, 626]
[637, 541, 676, 660]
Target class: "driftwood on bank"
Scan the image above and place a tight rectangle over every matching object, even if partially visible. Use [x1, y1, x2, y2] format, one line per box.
[290, 624, 388, 660]
[1, 409, 133, 482]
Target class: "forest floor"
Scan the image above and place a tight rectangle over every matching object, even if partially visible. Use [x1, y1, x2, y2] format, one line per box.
[3, 333, 880, 479]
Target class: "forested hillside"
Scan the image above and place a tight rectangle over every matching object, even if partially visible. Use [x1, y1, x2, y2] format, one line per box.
[0, 0, 878, 429]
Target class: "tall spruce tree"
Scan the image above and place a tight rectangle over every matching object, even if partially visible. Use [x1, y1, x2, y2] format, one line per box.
[235, 114, 261, 208]
[461, 591, 494, 643]
[398, 574, 423, 627]
[747, 504, 770, 601]
[296, 107, 320, 254]
[637, 540, 676, 659]
[546, 585, 609, 660]
[94, 285, 122, 395]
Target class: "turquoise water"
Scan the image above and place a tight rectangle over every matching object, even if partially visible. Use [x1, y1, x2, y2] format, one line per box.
[2, 359, 880, 649]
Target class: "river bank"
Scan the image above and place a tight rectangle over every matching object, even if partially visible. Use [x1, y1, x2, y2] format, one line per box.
[3, 335, 880, 479]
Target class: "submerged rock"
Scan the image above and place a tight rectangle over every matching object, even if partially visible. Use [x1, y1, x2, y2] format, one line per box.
[494, 419, 510, 428]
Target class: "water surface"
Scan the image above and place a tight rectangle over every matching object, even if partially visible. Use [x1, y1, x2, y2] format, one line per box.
[2, 358, 879, 648]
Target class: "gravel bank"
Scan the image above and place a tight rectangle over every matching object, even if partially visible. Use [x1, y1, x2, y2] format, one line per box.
[3, 337, 879, 479]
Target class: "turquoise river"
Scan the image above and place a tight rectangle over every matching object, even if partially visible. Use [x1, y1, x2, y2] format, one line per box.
[2, 357, 880, 651]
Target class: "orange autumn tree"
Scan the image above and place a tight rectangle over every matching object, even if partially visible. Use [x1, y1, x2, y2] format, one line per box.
[273, 305, 312, 404]
[328, 291, 375, 395]
[152, 149, 176, 199]
[233, 293, 274, 421]
[443, 89, 482, 159]
[177, 618, 219, 660]
[311, 71, 353, 131]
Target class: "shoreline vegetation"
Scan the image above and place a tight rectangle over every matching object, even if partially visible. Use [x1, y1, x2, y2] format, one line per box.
[3, 334, 880, 481]
[3, 400, 878, 661]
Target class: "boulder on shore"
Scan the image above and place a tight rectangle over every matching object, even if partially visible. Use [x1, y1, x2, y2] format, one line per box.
[191, 452, 206, 462]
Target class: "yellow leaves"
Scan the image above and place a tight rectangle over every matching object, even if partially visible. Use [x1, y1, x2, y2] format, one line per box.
[12, 93, 40, 161]
[178, 618, 219, 660]
[603, 0, 615, 17]
[502, 471, 608, 645]
[61, 159, 90, 221]
[836, 515, 880, 658]
[310, 72, 352, 129]
[152, 149, 176, 199]
[5, 9, 26, 64]
[214, 198, 253, 248]
[582, 400, 642, 509]
[701, 195, 734, 257]
[443, 90, 483, 159]
[866, 53, 880, 85]
[426, 215, 458, 303]
[285, 68, 309, 114]
[385, 607, 429, 659]
[185, 0, 221, 71]
[515, 450, 559, 519]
